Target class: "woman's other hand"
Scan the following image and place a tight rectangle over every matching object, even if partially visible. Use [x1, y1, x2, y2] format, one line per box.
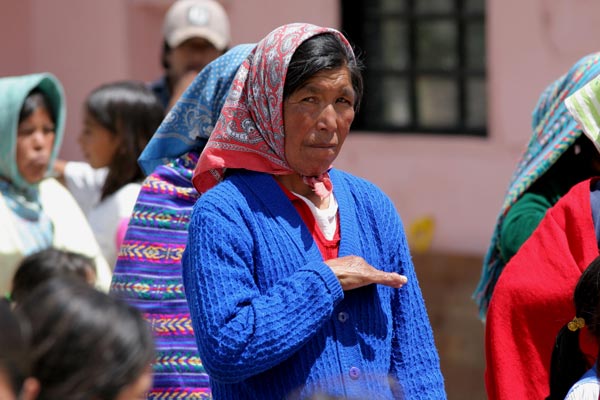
[325, 255, 407, 291]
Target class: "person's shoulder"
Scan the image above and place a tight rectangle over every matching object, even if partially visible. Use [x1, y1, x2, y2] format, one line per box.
[201, 170, 243, 192]
[198, 171, 271, 209]
[39, 178, 89, 222]
[39, 177, 73, 197]
[148, 75, 167, 91]
[565, 378, 600, 399]
[114, 182, 141, 198]
[110, 183, 142, 211]
[331, 168, 380, 188]
[331, 169, 389, 201]
[148, 75, 170, 109]
[564, 366, 600, 400]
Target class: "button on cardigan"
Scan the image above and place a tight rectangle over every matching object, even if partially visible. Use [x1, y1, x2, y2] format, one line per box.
[183, 169, 446, 399]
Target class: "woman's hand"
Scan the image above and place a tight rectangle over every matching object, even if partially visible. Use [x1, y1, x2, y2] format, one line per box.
[324, 255, 407, 291]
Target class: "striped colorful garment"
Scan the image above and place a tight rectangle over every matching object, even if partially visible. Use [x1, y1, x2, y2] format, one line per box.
[111, 152, 211, 399]
[110, 44, 255, 399]
[474, 53, 600, 319]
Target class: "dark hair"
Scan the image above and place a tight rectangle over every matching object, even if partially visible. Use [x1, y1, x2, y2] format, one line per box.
[11, 247, 96, 304]
[547, 255, 600, 399]
[16, 277, 155, 400]
[0, 300, 30, 396]
[19, 89, 56, 125]
[161, 40, 171, 70]
[85, 81, 164, 200]
[283, 33, 364, 112]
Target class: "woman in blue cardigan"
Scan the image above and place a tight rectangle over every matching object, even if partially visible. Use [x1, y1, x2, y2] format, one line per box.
[183, 23, 446, 399]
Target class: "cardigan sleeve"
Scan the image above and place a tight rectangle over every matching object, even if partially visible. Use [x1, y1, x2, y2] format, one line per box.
[182, 193, 345, 384]
[376, 196, 446, 399]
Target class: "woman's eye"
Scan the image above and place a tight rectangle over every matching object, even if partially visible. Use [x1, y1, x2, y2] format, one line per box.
[336, 97, 352, 105]
[302, 97, 316, 103]
[17, 128, 34, 137]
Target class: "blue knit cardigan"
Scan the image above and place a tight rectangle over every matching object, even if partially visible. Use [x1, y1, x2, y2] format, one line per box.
[183, 169, 446, 399]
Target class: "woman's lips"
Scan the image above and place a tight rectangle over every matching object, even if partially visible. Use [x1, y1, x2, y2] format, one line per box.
[29, 156, 49, 167]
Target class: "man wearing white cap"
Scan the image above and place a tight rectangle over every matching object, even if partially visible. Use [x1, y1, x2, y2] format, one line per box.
[150, 0, 231, 110]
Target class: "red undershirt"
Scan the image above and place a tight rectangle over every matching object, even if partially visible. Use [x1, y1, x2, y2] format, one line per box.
[275, 180, 340, 260]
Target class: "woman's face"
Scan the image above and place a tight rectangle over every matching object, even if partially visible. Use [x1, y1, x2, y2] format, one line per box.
[79, 111, 121, 169]
[113, 366, 153, 400]
[16, 106, 56, 184]
[283, 67, 356, 177]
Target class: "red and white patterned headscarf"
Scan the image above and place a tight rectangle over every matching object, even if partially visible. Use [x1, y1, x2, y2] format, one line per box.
[192, 23, 356, 197]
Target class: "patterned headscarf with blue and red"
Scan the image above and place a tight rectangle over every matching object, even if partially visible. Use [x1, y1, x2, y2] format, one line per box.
[192, 23, 357, 199]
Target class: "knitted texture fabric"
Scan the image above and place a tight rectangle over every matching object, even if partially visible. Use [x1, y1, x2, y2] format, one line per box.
[111, 151, 211, 399]
[183, 169, 446, 400]
[475, 53, 600, 319]
[485, 178, 599, 400]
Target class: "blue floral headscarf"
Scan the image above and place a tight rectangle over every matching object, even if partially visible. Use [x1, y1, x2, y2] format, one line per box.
[474, 53, 600, 319]
[138, 43, 256, 175]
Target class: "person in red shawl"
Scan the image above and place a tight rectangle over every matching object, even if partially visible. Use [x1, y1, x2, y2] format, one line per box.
[485, 66, 600, 399]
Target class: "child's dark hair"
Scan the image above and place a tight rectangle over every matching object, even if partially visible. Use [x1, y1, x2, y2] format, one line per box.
[547, 255, 600, 399]
[11, 247, 96, 304]
[0, 300, 30, 396]
[19, 88, 55, 124]
[85, 81, 164, 200]
[16, 277, 155, 400]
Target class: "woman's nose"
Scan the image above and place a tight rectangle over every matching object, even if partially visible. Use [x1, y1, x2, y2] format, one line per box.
[317, 104, 337, 132]
[30, 129, 46, 149]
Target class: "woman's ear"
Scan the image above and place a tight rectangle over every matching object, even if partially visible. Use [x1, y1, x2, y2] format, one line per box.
[19, 377, 40, 400]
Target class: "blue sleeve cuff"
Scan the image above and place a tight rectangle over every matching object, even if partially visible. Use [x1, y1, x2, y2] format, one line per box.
[308, 261, 344, 306]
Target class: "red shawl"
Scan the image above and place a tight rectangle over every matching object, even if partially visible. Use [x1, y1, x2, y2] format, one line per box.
[485, 178, 600, 399]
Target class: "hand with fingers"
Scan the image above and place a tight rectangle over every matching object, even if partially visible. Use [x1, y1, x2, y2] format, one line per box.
[325, 255, 407, 291]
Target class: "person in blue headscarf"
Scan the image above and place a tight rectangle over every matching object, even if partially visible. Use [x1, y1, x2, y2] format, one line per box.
[0, 73, 111, 295]
[474, 53, 600, 320]
[110, 44, 255, 399]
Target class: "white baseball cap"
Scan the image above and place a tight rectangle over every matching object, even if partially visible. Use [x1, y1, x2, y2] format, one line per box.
[163, 0, 231, 51]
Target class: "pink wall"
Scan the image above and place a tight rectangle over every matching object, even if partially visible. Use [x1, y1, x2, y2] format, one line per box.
[337, 0, 600, 254]
[3, 0, 600, 255]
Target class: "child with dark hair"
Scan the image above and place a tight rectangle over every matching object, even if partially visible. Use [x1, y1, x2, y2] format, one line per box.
[16, 277, 155, 400]
[0, 300, 39, 400]
[10, 247, 96, 304]
[54, 81, 165, 268]
[547, 255, 600, 399]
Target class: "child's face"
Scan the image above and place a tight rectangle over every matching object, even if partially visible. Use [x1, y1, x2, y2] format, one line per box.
[16, 106, 56, 183]
[78, 111, 121, 169]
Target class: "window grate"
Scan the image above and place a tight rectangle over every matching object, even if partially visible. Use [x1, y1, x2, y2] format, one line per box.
[341, 0, 487, 136]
